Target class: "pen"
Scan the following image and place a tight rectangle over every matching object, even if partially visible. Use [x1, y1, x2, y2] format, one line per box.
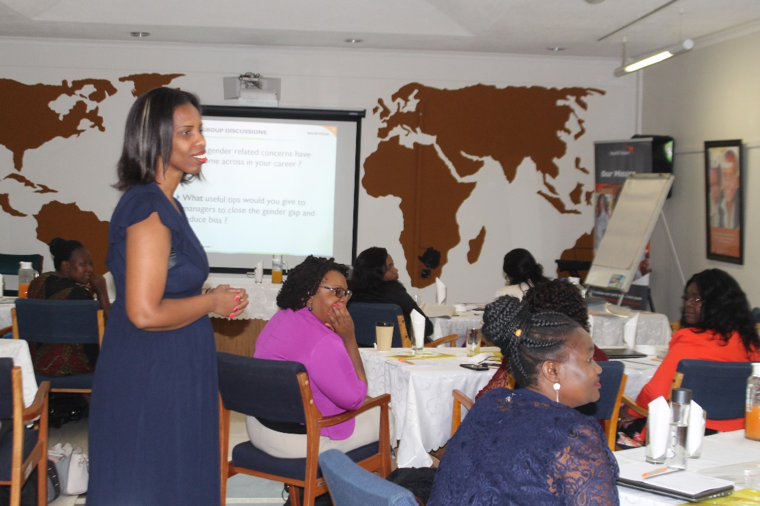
[398, 358, 415, 365]
[642, 467, 683, 479]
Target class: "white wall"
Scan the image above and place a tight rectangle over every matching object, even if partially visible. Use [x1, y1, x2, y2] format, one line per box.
[0, 38, 637, 303]
[643, 29, 760, 319]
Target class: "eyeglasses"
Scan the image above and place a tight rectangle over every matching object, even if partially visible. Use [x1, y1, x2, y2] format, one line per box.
[320, 286, 352, 300]
[682, 296, 702, 305]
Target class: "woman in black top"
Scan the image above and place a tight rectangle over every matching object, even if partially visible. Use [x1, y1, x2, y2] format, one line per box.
[349, 247, 433, 341]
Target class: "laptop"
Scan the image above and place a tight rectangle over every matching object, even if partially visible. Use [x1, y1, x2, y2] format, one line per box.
[600, 348, 648, 359]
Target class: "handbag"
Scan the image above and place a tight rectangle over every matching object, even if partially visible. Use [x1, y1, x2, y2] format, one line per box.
[48, 443, 89, 496]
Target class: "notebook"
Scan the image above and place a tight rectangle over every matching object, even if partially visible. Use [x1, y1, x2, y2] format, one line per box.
[618, 462, 734, 503]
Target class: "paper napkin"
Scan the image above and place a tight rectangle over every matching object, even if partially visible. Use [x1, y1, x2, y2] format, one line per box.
[410, 309, 426, 349]
[435, 277, 447, 305]
[623, 312, 640, 349]
[646, 396, 670, 460]
[687, 400, 705, 455]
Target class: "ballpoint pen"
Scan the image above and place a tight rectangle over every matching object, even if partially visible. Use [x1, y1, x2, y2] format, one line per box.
[642, 467, 683, 479]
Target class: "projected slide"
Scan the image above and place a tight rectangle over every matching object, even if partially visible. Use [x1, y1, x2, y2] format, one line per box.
[175, 119, 337, 257]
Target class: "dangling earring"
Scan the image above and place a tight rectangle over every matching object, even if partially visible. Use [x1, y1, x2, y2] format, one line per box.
[308, 304, 313, 312]
[553, 382, 561, 403]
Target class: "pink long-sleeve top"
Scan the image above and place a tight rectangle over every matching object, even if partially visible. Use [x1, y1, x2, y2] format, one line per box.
[254, 307, 367, 440]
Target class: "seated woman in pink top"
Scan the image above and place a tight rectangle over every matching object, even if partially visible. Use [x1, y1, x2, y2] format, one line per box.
[247, 255, 380, 458]
[635, 269, 760, 432]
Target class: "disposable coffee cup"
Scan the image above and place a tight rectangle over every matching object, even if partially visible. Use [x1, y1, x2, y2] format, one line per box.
[375, 321, 394, 352]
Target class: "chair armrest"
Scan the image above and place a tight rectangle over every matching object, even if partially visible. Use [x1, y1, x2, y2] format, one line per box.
[622, 394, 647, 418]
[23, 381, 50, 422]
[0, 325, 10, 336]
[425, 334, 457, 348]
[316, 393, 391, 429]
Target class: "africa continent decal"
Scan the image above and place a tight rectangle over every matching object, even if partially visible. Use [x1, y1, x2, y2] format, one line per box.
[363, 83, 604, 288]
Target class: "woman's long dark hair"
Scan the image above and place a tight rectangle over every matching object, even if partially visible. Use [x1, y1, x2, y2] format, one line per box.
[502, 248, 548, 287]
[115, 87, 202, 191]
[682, 268, 760, 353]
[482, 295, 580, 388]
[349, 247, 388, 293]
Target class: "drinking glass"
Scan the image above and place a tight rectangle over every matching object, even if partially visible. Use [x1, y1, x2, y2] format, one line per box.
[466, 327, 481, 357]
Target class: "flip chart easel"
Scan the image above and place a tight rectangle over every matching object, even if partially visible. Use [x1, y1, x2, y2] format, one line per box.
[586, 173, 676, 300]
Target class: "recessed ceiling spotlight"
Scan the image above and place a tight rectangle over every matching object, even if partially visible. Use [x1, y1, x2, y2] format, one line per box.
[344, 38, 363, 44]
[130, 32, 150, 38]
[547, 47, 566, 52]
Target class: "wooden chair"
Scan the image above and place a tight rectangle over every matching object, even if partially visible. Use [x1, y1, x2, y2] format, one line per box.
[12, 299, 104, 394]
[0, 358, 50, 506]
[622, 372, 683, 417]
[677, 360, 752, 422]
[575, 361, 627, 451]
[347, 303, 405, 348]
[0, 254, 43, 297]
[217, 352, 392, 506]
[450, 389, 475, 437]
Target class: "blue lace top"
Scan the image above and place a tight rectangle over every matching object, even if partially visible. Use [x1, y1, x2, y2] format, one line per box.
[428, 388, 619, 505]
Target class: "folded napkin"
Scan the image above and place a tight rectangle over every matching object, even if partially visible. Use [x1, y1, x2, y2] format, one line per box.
[646, 396, 670, 461]
[410, 309, 426, 349]
[687, 400, 705, 455]
[435, 277, 446, 305]
[254, 261, 264, 283]
[623, 312, 640, 349]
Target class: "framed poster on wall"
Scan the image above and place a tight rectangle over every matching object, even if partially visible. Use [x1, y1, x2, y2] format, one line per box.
[704, 139, 743, 264]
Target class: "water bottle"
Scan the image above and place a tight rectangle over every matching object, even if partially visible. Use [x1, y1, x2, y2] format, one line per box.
[666, 388, 691, 470]
[18, 261, 38, 299]
[746, 362, 760, 441]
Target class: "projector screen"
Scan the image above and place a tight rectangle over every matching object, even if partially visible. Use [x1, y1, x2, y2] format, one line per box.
[174, 105, 364, 273]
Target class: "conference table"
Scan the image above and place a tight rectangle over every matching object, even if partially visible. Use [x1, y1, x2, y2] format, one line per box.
[615, 430, 760, 505]
[359, 346, 498, 468]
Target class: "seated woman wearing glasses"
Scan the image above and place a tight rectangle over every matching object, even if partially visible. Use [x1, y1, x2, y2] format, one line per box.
[249, 255, 381, 457]
[349, 246, 432, 342]
[634, 268, 760, 432]
[26, 237, 111, 376]
[428, 295, 618, 505]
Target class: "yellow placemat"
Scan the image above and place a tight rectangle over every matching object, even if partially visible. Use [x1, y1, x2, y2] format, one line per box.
[386, 353, 456, 360]
[683, 488, 760, 505]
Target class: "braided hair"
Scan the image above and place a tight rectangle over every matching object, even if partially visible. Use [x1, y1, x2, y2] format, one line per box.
[49, 237, 85, 271]
[276, 256, 349, 311]
[482, 295, 581, 388]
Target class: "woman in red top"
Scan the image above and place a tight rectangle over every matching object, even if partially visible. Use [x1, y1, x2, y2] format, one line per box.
[636, 269, 760, 431]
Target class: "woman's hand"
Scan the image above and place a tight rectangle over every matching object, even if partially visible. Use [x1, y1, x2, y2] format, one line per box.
[207, 285, 249, 320]
[326, 303, 355, 342]
[88, 273, 109, 298]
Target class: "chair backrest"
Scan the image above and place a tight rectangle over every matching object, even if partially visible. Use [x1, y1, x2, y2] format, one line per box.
[217, 352, 309, 424]
[347, 303, 403, 348]
[0, 254, 43, 276]
[319, 449, 418, 506]
[13, 299, 101, 345]
[677, 360, 752, 420]
[0, 358, 14, 419]
[576, 361, 625, 420]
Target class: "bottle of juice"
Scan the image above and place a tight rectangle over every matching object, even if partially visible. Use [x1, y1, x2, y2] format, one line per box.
[17, 261, 37, 298]
[747, 362, 760, 441]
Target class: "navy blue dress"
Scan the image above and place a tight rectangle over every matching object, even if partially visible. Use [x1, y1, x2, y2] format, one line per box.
[428, 388, 619, 506]
[88, 183, 219, 506]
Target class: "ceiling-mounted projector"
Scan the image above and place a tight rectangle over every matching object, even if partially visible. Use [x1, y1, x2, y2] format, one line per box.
[223, 73, 281, 107]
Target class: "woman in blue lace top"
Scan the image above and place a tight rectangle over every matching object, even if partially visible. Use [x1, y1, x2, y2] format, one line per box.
[428, 296, 619, 506]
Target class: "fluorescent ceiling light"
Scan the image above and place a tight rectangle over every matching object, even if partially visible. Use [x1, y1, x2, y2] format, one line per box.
[614, 39, 693, 77]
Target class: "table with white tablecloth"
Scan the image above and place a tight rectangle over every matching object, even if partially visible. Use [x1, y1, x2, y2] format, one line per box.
[0, 338, 37, 407]
[0, 297, 14, 331]
[616, 431, 760, 505]
[359, 347, 498, 468]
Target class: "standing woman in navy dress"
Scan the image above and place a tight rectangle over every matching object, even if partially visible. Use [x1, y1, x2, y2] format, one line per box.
[88, 87, 249, 505]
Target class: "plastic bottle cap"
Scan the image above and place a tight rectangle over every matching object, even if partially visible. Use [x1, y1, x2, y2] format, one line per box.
[19, 262, 32, 269]
[752, 362, 760, 376]
[671, 388, 692, 404]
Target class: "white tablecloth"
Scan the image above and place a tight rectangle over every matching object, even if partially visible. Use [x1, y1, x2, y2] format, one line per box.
[204, 275, 281, 320]
[431, 311, 483, 346]
[360, 347, 497, 468]
[616, 431, 760, 505]
[0, 297, 14, 330]
[590, 311, 672, 347]
[0, 339, 37, 407]
[618, 357, 661, 399]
